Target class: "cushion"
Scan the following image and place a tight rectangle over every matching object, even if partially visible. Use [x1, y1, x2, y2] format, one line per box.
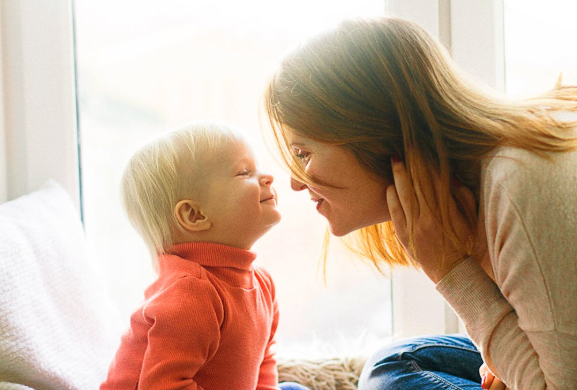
[278, 356, 366, 390]
[0, 181, 122, 390]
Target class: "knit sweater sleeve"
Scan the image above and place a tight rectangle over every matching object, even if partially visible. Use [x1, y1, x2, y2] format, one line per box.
[437, 148, 577, 390]
[139, 275, 224, 389]
[256, 266, 281, 390]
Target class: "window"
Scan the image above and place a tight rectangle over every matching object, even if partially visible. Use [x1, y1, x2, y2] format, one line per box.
[17, 0, 571, 360]
[74, 0, 391, 358]
[504, 0, 577, 97]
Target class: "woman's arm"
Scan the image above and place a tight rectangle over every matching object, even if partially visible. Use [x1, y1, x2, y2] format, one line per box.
[388, 152, 577, 389]
[456, 147, 577, 389]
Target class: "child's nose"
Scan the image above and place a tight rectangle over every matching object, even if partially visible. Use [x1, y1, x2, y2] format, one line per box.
[260, 173, 274, 186]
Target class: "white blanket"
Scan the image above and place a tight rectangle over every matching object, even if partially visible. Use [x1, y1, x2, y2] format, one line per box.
[0, 182, 122, 390]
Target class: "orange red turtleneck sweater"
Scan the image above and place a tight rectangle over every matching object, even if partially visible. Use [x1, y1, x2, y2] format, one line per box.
[100, 242, 280, 390]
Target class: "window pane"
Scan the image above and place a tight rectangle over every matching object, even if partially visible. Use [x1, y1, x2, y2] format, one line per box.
[74, 0, 391, 357]
[504, 0, 577, 97]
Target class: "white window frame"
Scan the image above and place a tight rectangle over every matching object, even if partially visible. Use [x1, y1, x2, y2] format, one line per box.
[0, 0, 504, 340]
[0, 0, 80, 207]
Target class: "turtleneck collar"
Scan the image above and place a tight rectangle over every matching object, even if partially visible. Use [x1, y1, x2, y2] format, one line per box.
[156, 242, 259, 290]
[162, 242, 257, 271]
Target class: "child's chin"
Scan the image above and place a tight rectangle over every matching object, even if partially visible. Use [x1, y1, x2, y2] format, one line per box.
[269, 209, 282, 222]
[263, 214, 282, 230]
[269, 215, 282, 227]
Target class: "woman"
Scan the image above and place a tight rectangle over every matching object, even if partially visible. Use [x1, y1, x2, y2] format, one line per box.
[262, 17, 577, 390]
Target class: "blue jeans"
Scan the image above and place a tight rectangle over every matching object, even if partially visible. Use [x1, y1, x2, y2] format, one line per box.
[358, 334, 483, 390]
[278, 382, 311, 390]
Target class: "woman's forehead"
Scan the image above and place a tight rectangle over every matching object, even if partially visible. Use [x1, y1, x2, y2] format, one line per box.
[284, 129, 311, 145]
[285, 132, 336, 151]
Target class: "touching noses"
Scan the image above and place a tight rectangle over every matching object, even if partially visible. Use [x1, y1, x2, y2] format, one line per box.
[290, 177, 307, 191]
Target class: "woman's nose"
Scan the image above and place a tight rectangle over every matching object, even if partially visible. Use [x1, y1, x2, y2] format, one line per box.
[290, 177, 307, 191]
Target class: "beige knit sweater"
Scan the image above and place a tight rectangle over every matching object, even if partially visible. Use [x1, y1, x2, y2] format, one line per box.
[437, 139, 577, 390]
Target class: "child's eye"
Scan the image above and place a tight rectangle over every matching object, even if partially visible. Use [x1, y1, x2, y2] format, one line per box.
[236, 169, 251, 176]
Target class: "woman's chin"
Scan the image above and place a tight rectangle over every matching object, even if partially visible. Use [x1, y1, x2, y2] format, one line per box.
[327, 224, 354, 237]
[328, 219, 387, 237]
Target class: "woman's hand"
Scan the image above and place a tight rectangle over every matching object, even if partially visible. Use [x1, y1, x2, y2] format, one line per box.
[480, 363, 508, 390]
[386, 158, 477, 283]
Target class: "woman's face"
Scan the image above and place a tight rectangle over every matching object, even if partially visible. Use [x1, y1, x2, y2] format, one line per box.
[286, 131, 392, 236]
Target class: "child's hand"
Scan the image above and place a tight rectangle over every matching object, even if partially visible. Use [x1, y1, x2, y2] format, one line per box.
[386, 157, 477, 283]
[480, 363, 508, 390]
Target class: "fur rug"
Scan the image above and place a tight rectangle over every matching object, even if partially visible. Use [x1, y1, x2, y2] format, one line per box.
[277, 356, 367, 390]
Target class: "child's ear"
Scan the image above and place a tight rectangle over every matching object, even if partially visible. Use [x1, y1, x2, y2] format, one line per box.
[174, 200, 211, 232]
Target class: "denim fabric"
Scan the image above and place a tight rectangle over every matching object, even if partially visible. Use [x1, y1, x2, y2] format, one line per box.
[278, 382, 312, 390]
[358, 334, 483, 390]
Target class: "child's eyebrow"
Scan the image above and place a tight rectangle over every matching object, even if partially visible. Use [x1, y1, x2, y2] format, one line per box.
[232, 157, 256, 168]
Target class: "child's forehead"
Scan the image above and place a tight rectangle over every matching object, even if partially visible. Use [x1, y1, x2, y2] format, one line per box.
[219, 136, 254, 155]
[203, 137, 257, 166]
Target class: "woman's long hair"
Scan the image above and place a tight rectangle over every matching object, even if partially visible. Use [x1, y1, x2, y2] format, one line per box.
[262, 17, 577, 270]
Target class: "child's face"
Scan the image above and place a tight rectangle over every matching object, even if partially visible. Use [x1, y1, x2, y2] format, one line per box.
[197, 138, 281, 249]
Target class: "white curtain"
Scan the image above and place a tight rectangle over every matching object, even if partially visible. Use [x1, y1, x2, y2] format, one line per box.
[0, 0, 79, 207]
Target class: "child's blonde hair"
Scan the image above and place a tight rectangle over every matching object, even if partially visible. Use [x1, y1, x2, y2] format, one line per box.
[120, 121, 242, 263]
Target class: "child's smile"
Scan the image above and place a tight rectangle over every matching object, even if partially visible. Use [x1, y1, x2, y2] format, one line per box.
[197, 138, 281, 249]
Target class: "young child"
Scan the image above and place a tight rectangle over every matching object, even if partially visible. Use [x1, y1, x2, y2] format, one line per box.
[100, 121, 284, 389]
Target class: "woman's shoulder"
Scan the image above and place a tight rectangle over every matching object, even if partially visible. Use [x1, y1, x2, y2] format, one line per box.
[480, 142, 577, 224]
[482, 141, 577, 189]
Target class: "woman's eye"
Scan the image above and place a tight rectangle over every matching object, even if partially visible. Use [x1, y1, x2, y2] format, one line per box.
[293, 148, 310, 163]
[237, 169, 251, 176]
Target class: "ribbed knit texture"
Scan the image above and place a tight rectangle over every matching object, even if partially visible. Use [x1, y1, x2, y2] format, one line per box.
[437, 141, 577, 390]
[100, 242, 279, 390]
